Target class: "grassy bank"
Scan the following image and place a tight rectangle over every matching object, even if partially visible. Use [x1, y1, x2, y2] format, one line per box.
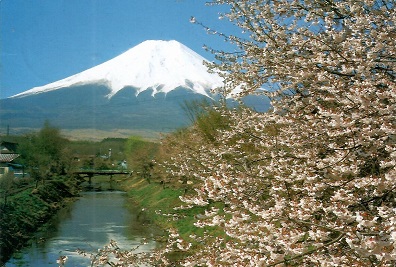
[0, 179, 79, 265]
[124, 177, 226, 262]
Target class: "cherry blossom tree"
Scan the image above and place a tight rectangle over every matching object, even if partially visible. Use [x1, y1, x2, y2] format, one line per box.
[78, 1, 395, 266]
[162, 0, 395, 266]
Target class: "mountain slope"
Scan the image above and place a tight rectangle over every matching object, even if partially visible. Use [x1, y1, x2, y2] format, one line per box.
[1, 40, 270, 135]
[11, 40, 223, 99]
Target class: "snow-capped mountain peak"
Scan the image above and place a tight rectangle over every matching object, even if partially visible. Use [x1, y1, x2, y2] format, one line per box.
[12, 40, 224, 98]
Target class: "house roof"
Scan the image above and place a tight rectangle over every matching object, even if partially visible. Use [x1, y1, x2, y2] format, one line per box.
[0, 141, 18, 154]
[0, 153, 20, 163]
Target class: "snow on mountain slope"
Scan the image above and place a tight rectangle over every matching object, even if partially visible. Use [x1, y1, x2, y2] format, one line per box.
[11, 40, 224, 99]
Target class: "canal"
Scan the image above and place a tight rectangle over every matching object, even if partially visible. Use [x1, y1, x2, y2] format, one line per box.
[6, 191, 159, 266]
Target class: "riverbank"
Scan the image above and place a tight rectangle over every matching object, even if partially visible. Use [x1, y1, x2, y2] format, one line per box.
[124, 177, 226, 262]
[0, 179, 79, 265]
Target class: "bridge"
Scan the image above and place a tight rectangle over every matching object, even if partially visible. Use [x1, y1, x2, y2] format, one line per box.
[73, 169, 131, 184]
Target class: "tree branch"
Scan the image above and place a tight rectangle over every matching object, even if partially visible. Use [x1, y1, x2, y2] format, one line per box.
[268, 233, 346, 266]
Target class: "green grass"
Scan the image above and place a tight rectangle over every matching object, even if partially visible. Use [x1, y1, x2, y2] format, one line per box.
[124, 177, 228, 263]
[126, 178, 184, 218]
[0, 178, 78, 264]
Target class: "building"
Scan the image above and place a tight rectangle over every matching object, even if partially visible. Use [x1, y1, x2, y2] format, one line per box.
[0, 141, 21, 177]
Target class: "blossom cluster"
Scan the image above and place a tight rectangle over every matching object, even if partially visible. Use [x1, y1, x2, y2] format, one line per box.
[71, 1, 395, 266]
[161, 0, 395, 266]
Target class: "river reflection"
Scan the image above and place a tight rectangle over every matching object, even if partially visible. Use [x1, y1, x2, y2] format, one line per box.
[6, 191, 158, 267]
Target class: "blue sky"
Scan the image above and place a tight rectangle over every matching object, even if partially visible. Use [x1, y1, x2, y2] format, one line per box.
[0, 0, 238, 99]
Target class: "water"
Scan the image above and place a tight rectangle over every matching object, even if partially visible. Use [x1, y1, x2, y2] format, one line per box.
[6, 191, 158, 267]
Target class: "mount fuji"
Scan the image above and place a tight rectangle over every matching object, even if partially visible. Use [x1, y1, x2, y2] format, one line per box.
[12, 40, 223, 99]
[0, 40, 269, 137]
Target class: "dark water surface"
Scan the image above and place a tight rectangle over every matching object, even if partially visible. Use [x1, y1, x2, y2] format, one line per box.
[6, 191, 157, 267]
